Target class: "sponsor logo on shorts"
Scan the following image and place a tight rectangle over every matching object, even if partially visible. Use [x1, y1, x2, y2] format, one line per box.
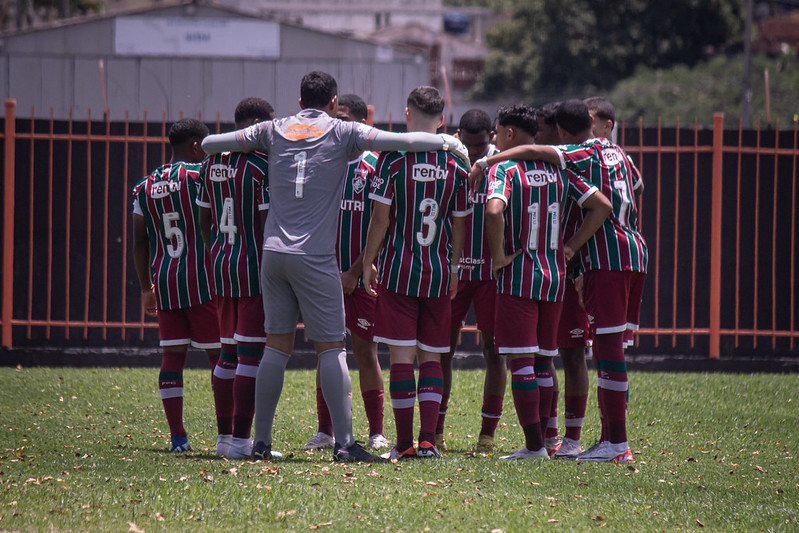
[357, 318, 372, 330]
[525, 169, 559, 187]
[601, 147, 624, 167]
[569, 328, 585, 338]
[150, 180, 180, 199]
[412, 163, 447, 182]
[587, 314, 595, 324]
[208, 163, 237, 182]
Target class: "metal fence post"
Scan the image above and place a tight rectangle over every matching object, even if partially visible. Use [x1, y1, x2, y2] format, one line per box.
[709, 112, 724, 359]
[2, 99, 16, 348]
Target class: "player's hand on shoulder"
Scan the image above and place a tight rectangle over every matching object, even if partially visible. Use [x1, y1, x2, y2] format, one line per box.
[440, 134, 470, 168]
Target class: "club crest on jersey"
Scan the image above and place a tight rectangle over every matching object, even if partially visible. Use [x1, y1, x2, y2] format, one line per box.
[412, 163, 447, 182]
[601, 147, 624, 166]
[525, 169, 558, 187]
[208, 163, 237, 182]
[150, 180, 180, 199]
[352, 168, 368, 193]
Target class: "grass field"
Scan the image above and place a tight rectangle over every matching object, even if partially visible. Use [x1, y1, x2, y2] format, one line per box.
[0, 365, 796, 532]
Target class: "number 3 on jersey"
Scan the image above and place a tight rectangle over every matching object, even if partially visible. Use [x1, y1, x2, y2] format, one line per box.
[219, 197, 238, 245]
[416, 198, 440, 247]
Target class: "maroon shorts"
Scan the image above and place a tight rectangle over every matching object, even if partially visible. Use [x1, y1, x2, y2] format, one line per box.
[450, 279, 497, 333]
[216, 294, 266, 345]
[344, 287, 377, 342]
[373, 285, 451, 353]
[556, 278, 590, 348]
[583, 270, 646, 336]
[494, 293, 563, 356]
[158, 299, 221, 349]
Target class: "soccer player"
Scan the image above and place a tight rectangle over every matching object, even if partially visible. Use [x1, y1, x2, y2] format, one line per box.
[472, 99, 647, 463]
[483, 103, 611, 460]
[201, 71, 469, 462]
[302, 94, 390, 451]
[535, 101, 590, 459]
[132, 118, 221, 453]
[197, 97, 274, 459]
[361, 86, 470, 460]
[438, 109, 505, 453]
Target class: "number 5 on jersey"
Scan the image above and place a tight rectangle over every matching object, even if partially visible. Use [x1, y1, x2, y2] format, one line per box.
[162, 212, 185, 258]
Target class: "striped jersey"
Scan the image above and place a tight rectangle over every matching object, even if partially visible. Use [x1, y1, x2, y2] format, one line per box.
[197, 151, 269, 297]
[132, 162, 214, 310]
[487, 159, 597, 301]
[337, 151, 378, 288]
[371, 150, 472, 298]
[460, 144, 501, 281]
[554, 138, 648, 273]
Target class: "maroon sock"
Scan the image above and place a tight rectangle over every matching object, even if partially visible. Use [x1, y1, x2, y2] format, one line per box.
[159, 351, 187, 438]
[479, 393, 503, 437]
[390, 363, 416, 451]
[534, 357, 554, 439]
[510, 357, 542, 451]
[436, 387, 450, 436]
[417, 361, 443, 445]
[212, 345, 237, 435]
[316, 386, 333, 437]
[232, 342, 263, 439]
[594, 332, 628, 444]
[546, 388, 560, 439]
[564, 394, 588, 441]
[362, 388, 385, 437]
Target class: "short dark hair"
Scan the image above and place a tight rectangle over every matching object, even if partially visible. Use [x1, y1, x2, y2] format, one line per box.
[555, 99, 592, 136]
[458, 109, 493, 134]
[583, 96, 616, 127]
[495, 104, 538, 137]
[407, 86, 445, 117]
[338, 93, 368, 121]
[235, 97, 275, 124]
[300, 71, 338, 109]
[536, 102, 560, 127]
[168, 118, 209, 148]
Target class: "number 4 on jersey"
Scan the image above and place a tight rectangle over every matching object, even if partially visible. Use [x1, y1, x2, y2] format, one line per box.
[219, 197, 238, 245]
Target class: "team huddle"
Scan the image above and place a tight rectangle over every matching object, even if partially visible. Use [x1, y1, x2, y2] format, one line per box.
[132, 70, 647, 464]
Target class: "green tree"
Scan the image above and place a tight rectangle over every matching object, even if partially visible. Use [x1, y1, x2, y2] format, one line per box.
[606, 53, 799, 128]
[471, 0, 744, 102]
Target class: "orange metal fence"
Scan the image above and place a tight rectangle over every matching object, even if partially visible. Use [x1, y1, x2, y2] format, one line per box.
[1, 101, 798, 358]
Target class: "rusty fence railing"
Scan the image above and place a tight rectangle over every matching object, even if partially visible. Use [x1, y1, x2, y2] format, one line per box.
[1, 101, 797, 358]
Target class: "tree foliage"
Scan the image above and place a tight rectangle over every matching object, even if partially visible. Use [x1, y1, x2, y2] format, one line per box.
[606, 53, 799, 128]
[471, 0, 745, 102]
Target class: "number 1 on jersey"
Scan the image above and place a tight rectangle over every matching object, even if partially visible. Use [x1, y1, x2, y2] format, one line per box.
[219, 197, 238, 245]
[294, 151, 307, 199]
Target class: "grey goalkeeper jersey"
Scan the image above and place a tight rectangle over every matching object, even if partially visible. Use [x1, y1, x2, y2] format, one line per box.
[202, 108, 451, 255]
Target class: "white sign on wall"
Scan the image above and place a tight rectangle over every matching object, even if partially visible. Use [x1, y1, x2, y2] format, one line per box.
[115, 17, 280, 58]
